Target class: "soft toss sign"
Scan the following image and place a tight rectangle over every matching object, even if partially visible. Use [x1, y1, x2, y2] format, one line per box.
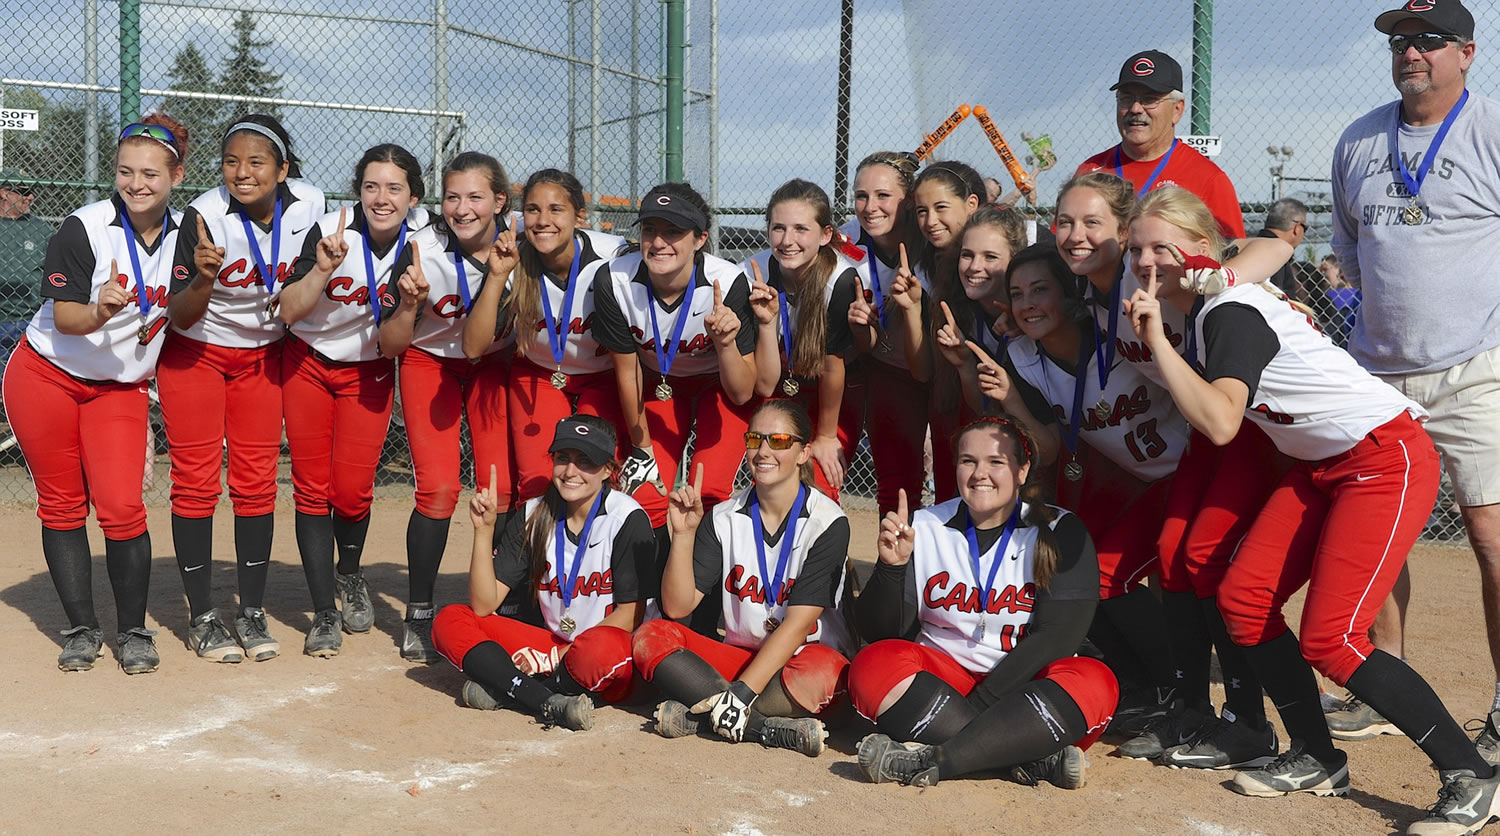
[0, 109, 39, 131]
[1178, 135, 1222, 157]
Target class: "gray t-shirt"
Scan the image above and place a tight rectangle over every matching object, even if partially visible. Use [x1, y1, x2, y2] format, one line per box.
[1331, 92, 1500, 375]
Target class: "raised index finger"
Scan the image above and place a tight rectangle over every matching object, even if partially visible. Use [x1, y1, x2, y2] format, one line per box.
[692, 462, 703, 494]
[713, 281, 723, 309]
[940, 300, 957, 332]
[338, 205, 347, 233]
[1164, 241, 1186, 265]
[195, 213, 208, 241]
[488, 464, 498, 497]
[750, 259, 764, 284]
[965, 339, 997, 368]
[1146, 264, 1159, 296]
[896, 488, 909, 522]
[898, 242, 910, 273]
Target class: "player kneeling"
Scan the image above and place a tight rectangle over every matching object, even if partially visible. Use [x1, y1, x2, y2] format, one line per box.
[633, 399, 853, 757]
[849, 416, 1118, 789]
[431, 415, 657, 730]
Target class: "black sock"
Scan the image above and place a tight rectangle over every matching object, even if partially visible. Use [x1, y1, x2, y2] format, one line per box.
[171, 514, 214, 619]
[42, 526, 97, 628]
[1087, 609, 1150, 691]
[546, 660, 588, 696]
[877, 672, 981, 744]
[295, 511, 336, 612]
[405, 509, 450, 604]
[935, 679, 1087, 779]
[754, 671, 815, 719]
[234, 513, 273, 609]
[1202, 598, 1267, 729]
[650, 647, 730, 706]
[1162, 591, 1213, 710]
[105, 532, 152, 633]
[1240, 631, 1341, 763]
[333, 513, 371, 576]
[1099, 587, 1177, 691]
[461, 641, 557, 712]
[1345, 650, 1493, 776]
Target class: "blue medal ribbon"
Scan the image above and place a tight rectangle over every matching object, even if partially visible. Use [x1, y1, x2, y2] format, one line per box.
[778, 266, 794, 366]
[118, 204, 172, 321]
[857, 229, 890, 330]
[1092, 264, 1124, 393]
[1186, 296, 1205, 369]
[451, 222, 502, 316]
[972, 303, 1007, 413]
[1038, 329, 1094, 457]
[554, 490, 606, 609]
[1114, 138, 1178, 197]
[540, 235, 585, 367]
[238, 195, 282, 296]
[749, 484, 808, 608]
[1392, 89, 1468, 208]
[360, 214, 407, 326]
[645, 263, 697, 378]
[964, 502, 1021, 617]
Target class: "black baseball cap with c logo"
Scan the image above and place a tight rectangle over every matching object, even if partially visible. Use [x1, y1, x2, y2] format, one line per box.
[635, 186, 709, 233]
[1110, 50, 1184, 95]
[1375, 0, 1474, 39]
[548, 415, 619, 467]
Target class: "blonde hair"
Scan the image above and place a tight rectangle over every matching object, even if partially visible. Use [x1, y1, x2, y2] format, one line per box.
[1131, 186, 1226, 260]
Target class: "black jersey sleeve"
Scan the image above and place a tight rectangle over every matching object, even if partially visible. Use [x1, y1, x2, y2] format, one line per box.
[824, 268, 858, 356]
[722, 273, 758, 355]
[856, 559, 921, 642]
[590, 263, 638, 354]
[380, 244, 416, 321]
[170, 206, 207, 294]
[691, 518, 725, 596]
[608, 508, 658, 603]
[40, 216, 98, 304]
[490, 508, 532, 598]
[283, 221, 324, 286]
[786, 517, 849, 610]
[1202, 303, 1280, 402]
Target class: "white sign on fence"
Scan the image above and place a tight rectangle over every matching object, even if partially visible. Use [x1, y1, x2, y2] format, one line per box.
[0, 109, 39, 131]
[1178, 135, 1222, 157]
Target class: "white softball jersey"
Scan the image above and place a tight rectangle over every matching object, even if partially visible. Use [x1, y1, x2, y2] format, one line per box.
[29, 195, 182, 383]
[740, 248, 860, 363]
[170, 179, 326, 348]
[1007, 334, 1188, 481]
[1087, 262, 1191, 389]
[838, 219, 931, 371]
[283, 205, 430, 362]
[380, 217, 515, 359]
[590, 250, 757, 377]
[516, 232, 620, 376]
[691, 485, 852, 655]
[1192, 283, 1427, 462]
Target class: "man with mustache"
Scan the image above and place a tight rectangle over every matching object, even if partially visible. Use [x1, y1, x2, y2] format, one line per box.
[1075, 50, 1245, 239]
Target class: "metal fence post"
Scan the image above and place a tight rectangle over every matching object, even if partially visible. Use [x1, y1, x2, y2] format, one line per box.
[85, 0, 99, 201]
[119, 0, 141, 124]
[664, 0, 684, 182]
[433, 0, 449, 197]
[834, 0, 852, 212]
[1191, 0, 1212, 135]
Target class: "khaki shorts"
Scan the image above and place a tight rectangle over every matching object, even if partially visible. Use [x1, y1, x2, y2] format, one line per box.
[1379, 342, 1500, 508]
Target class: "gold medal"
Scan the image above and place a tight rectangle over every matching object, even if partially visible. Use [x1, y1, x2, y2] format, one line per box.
[550, 370, 568, 390]
[764, 616, 781, 634]
[1064, 456, 1084, 482]
[781, 377, 800, 397]
[655, 381, 674, 401]
[977, 618, 986, 642]
[264, 298, 279, 315]
[1092, 399, 1112, 421]
[878, 338, 893, 354]
[559, 616, 576, 635]
[1402, 200, 1424, 226]
[137, 323, 151, 344]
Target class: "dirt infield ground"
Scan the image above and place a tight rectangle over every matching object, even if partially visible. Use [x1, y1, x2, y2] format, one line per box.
[1, 498, 1492, 835]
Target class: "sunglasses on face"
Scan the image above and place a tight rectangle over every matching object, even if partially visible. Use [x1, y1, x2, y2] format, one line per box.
[744, 432, 806, 451]
[1115, 92, 1171, 110]
[3, 185, 33, 198]
[119, 122, 178, 143]
[1389, 33, 1459, 54]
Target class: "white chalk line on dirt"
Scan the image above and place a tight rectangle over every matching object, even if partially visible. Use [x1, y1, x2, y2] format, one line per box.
[136, 683, 339, 750]
[1182, 817, 1266, 836]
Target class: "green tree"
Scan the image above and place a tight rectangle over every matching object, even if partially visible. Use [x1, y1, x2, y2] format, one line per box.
[2, 87, 116, 216]
[163, 43, 222, 190]
[215, 11, 283, 127]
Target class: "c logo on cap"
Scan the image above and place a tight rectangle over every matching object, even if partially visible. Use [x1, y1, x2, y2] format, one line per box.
[1132, 58, 1155, 76]
[1406, 0, 1435, 10]
[656, 195, 672, 206]
[575, 425, 591, 435]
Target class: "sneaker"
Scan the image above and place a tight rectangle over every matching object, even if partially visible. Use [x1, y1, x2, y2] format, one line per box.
[1116, 702, 1209, 760]
[1108, 686, 1175, 738]
[1010, 746, 1088, 790]
[1407, 767, 1500, 836]
[57, 625, 104, 672]
[1327, 695, 1404, 741]
[304, 609, 343, 658]
[233, 607, 280, 661]
[759, 717, 828, 758]
[1230, 743, 1350, 798]
[1162, 712, 1278, 770]
[400, 603, 439, 663]
[461, 680, 511, 711]
[1466, 710, 1500, 767]
[652, 700, 701, 739]
[540, 693, 594, 731]
[856, 733, 938, 785]
[188, 610, 244, 663]
[336, 572, 374, 633]
[1321, 691, 1347, 714]
[116, 627, 160, 675]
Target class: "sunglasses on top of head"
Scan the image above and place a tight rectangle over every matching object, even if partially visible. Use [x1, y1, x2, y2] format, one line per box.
[744, 432, 806, 451]
[1389, 33, 1460, 54]
[119, 123, 177, 143]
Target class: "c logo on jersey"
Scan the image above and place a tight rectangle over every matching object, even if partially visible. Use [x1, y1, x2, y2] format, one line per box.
[1251, 403, 1295, 425]
[173, 265, 190, 283]
[923, 572, 1036, 615]
[47, 272, 67, 288]
[1405, 0, 1435, 11]
[324, 276, 383, 307]
[725, 565, 795, 605]
[380, 291, 395, 308]
[432, 294, 466, 319]
[1132, 58, 1155, 76]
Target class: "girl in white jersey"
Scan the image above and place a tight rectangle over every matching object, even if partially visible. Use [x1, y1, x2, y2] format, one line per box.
[278, 144, 432, 660]
[632, 399, 851, 757]
[164, 115, 326, 665]
[460, 168, 626, 502]
[842, 151, 929, 517]
[849, 416, 1118, 789]
[741, 179, 862, 499]
[1126, 188, 1500, 832]
[378, 151, 521, 659]
[432, 414, 658, 731]
[3, 115, 187, 673]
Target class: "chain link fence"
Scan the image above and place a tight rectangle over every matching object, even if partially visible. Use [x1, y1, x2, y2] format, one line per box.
[0, 0, 1486, 542]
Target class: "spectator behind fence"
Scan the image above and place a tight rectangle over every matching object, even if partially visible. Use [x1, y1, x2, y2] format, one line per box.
[1257, 198, 1308, 300]
[1319, 254, 1359, 348]
[983, 176, 1003, 204]
[0, 169, 51, 364]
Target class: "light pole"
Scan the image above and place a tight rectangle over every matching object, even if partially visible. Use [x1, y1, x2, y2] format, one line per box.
[1266, 145, 1293, 202]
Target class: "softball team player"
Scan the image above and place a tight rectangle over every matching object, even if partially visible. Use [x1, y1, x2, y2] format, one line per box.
[631, 399, 850, 757]
[740, 179, 862, 499]
[164, 115, 326, 663]
[849, 416, 1118, 789]
[378, 151, 519, 659]
[432, 414, 656, 731]
[460, 168, 626, 501]
[590, 182, 769, 528]
[3, 116, 186, 673]
[1125, 187, 1500, 834]
[841, 151, 929, 517]
[278, 145, 432, 659]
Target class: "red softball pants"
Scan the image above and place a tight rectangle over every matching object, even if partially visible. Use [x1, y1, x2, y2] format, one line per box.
[399, 347, 515, 518]
[508, 357, 627, 501]
[432, 603, 636, 702]
[633, 371, 756, 528]
[861, 358, 930, 517]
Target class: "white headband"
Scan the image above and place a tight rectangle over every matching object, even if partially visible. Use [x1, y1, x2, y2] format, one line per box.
[224, 121, 288, 160]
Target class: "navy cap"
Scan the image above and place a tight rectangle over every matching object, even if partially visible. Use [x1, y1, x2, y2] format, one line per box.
[548, 415, 618, 467]
[635, 189, 709, 232]
[1376, 0, 1474, 39]
[1110, 50, 1184, 95]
